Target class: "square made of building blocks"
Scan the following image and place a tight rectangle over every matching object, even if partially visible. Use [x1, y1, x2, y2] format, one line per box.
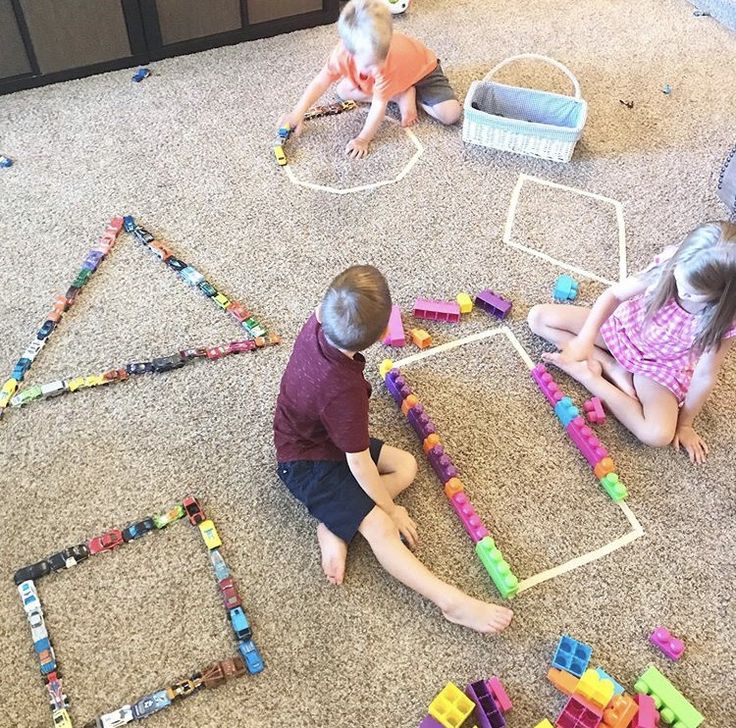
[429, 683, 475, 728]
[552, 635, 593, 677]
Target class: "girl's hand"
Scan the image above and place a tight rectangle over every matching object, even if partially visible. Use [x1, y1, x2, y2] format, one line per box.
[277, 112, 304, 137]
[542, 336, 593, 366]
[346, 136, 370, 159]
[672, 424, 709, 464]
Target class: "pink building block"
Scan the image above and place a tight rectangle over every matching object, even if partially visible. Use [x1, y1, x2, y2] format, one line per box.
[564, 416, 609, 470]
[449, 492, 489, 543]
[427, 444, 459, 484]
[650, 626, 685, 661]
[556, 695, 603, 728]
[413, 299, 462, 323]
[583, 397, 606, 425]
[531, 363, 565, 407]
[487, 677, 512, 713]
[632, 693, 660, 728]
[383, 305, 406, 346]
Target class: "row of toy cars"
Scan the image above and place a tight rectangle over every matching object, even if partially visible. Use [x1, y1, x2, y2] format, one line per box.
[15, 496, 264, 727]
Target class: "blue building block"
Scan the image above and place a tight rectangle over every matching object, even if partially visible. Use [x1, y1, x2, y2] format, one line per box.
[551, 635, 592, 677]
[595, 667, 624, 696]
[553, 275, 579, 302]
[554, 396, 579, 426]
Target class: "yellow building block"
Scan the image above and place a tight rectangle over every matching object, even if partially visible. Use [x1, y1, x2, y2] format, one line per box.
[379, 358, 394, 379]
[456, 292, 473, 314]
[575, 668, 615, 710]
[533, 721, 554, 728]
[199, 520, 222, 550]
[428, 683, 475, 728]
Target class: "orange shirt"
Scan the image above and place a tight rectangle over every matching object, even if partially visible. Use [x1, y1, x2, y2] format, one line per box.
[324, 33, 437, 102]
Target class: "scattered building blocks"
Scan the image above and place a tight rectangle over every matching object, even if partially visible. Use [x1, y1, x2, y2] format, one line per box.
[548, 668, 580, 695]
[634, 666, 703, 728]
[410, 328, 432, 348]
[556, 694, 603, 728]
[601, 693, 637, 728]
[475, 537, 519, 599]
[632, 694, 660, 728]
[552, 636, 593, 678]
[413, 299, 462, 323]
[429, 683, 476, 728]
[466, 679, 506, 728]
[487, 677, 512, 713]
[383, 306, 406, 346]
[583, 397, 606, 425]
[594, 668, 623, 696]
[456, 292, 473, 313]
[475, 289, 512, 319]
[554, 275, 579, 302]
[649, 627, 685, 661]
[448, 492, 490, 543]
[574, 669, 615, 710]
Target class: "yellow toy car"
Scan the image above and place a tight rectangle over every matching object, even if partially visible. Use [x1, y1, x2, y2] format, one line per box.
[52, 709, 72, 728]
[198, 520, 222, 550]
[273, 145, 287, 166]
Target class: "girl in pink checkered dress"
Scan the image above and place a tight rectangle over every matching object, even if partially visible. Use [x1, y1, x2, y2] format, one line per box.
[528, 221, 736, 464]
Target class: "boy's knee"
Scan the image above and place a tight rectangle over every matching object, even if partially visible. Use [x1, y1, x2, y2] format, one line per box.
[359, 507, 396, 543]
[435, 100, 461, 125]
[527, 304, 545, 334]
[402, 452, 418, 482]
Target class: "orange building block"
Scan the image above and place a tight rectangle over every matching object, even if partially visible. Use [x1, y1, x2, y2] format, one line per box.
[593, 457, 615, 479]
[547, 668, 579, 695]
[423, 433, 441, 454]
[602, 693, 638, 728]
[402, 394, 419, 415]
[444, 478, 464, 498]
[410, 328, 432, 349]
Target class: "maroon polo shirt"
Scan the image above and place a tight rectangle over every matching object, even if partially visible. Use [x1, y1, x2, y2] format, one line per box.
[274, 313, 372, 462]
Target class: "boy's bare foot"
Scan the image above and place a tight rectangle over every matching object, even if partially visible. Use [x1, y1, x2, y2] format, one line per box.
[317, 523, 348, 585]
[397, 87, 418, 127]
[442, 593, 513, 634]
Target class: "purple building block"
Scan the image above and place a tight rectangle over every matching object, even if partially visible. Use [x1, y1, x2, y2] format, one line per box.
[427, 444, 459, 484]
[531, 363, 565, 407]
[564, 416, 608, 469]
[650, 626, 685, 661]
[449, 492, 489, 543]
[406, 404, 436, 441]
[475, 289, 512, 319]
[413, 299, 462, 323]
[385, 370, 412, 405]
[418, 717, 444, 728]
[466, 680, 506, 728]
[383, 305, 406, 347]
[556, 695, 602, 728]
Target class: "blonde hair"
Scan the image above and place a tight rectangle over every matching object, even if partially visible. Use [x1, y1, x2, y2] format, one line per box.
[338, 0, 393, 61]
[642, 221, 736, 354]
[321, 265, 392, 351]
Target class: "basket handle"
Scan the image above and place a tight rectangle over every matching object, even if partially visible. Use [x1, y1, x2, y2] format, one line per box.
[484, 54, 581, 100]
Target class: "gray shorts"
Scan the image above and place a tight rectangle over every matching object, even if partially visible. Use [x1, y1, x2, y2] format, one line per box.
[415, 62, 457, 106]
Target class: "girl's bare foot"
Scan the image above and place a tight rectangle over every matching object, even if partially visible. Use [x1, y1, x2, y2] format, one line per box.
[397, 87, 418, 127]
[442, 593, 513, 634]
[543, 352, 603, 387]
[317, 523, 348, 585]
[590, 349, 637, 397]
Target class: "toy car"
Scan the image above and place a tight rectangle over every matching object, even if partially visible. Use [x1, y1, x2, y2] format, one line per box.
[167, 257, 186, 272]
[122, 520, 152, 542]
[180, 347, 207, 360]
[205, 346, 227, 360]
[220, 655, 246, 680]
[229, 606, 252, 641]
[52, 709, 72, 727]
[179, 267, 204, 286]
[183, 496, 205, 525]
[153, 504, 185, 529]
[166, 678, 199, 700]
[227, 340, 255, 354]
[15, 559, 49, 586]
[37, 320, 56, 339]
[218, 578, 241, 610]
[41, 381, 65, 398]
[46, 677, 67, 710]
[125, 361, 154, 375]
[277, 123, 291, 141]
[213, 293, 230, 310]
[132, 67, 151, 82]
[273, 145, 287, 166]
[0, 155, 14, 168]
[198, 281, 216, 297]
[201, 661, 226, 689]
[132, 689, 170, 718]
[198, 519, 222, 549]
[18, 580, 41, 613]
[237, 639, 264, 674]
[88, 529, 124, 555]
[152, 354, 186, 373]
[95, 705, 134, 727]
[209, 549, 230, 581]
[29, 609, 46, 638]
[39, 645, 57, 675]
[227, 304, 250, 322]
[122, 216, 136, 231]
[34, 633, 51, 654]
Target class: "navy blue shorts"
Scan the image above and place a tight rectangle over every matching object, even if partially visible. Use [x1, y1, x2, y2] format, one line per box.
[277, 438, 383, 542]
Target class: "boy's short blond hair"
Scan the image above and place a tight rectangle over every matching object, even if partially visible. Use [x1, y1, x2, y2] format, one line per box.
[321, 265, 392, 351]
[338, 0, 393, 61]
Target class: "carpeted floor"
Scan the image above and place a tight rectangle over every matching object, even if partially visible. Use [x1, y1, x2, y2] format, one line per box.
[1, 1, 735, 726]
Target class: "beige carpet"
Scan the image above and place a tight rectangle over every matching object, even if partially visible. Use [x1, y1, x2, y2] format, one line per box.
[1, 0, 735, 726]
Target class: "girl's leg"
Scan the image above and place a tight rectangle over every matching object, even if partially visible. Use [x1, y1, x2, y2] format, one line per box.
[335, 78, 371, 103]
[358, 507, 513, 634]
[376, 445, 417, 499]
[419, 99, 462, 124]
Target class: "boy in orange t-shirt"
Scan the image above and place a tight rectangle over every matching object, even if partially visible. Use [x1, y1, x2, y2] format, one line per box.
[278, 0, 461, 159]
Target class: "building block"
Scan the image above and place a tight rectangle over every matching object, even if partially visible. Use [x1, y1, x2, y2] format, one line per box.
[475, 536, 519, 599]
[383, 305, 406, 346]
[601, 693, 638, 728]
[385, 370, 412, 405]
[410, 328, 432, 348]
[634, 666, 703, 728]
[583, 397, 606, 425]
[556, 694, 603, 728]
[487, 677, 512, 713]
[574, 669, 615, 710]
[555, 397, 580, 427]
[402, 394, 419, 415]
[632, 694, 660, 728]
[456, 292, 473, 313]
[424, 433, 441, 454]
[443, 477, 463, 498]
[475, 289, 512, 319]
[594, 668, 623, 696]
[413, 299, 462, 323]
[466, 679, 506, 728]
[427, 444, 459, 483]
[552, 635, 593, 677]
[419, 717, 445, 728]
[379, 358, 394, 379]
[429, 683, 476, 728]
[407, 404, 437, 441]
[448, 492, 489, 543]
[554, 275, 579, 302]
[599, 473, 628, 502]
[535, 722, 554, 728]
[531, 363, 564, 407]
[548, 668, 580, 695]
[565, 417, 609, 470]
[650, 627, 685, 661]
[593, 458, 616, 479]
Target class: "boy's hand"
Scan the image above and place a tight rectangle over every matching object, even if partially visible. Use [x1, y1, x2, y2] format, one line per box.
[277, 112, 304, 137]
[389, 505, 418, 548]
[346, 136, 370, 159]
[672, 423, 709, 464]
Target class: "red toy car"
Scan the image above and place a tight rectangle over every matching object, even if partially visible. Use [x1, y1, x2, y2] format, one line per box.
[218, 578, 241, 610]
[88, 529, 124, 555]
[182, 496, 205, 525]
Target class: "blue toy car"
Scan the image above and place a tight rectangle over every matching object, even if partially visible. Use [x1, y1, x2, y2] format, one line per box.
[237, 640, 264, 674]
[132, 689, 170, 718]
[123, 215, 136, 232]
[132, 68, 152, 83]
[229, 607, 252, 641]
[0, 155, 13, 168]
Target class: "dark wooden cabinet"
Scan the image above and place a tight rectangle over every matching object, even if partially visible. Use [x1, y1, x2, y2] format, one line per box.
[1, 0, 339, 94]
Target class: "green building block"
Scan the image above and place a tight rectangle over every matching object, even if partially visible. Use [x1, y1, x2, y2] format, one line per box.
[475, 536, 519, 599]
[634, 665, 703, 728]
[600, 473, 628, 501]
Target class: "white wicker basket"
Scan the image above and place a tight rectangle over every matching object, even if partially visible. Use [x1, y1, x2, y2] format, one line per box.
[463, 54, 587, 163]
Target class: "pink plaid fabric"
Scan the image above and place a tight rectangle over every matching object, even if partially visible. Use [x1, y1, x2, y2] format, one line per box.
[600, 249, 736, 402]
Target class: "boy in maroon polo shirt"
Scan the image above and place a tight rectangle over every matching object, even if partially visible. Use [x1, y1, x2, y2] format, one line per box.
[274, 265, 512, 634]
